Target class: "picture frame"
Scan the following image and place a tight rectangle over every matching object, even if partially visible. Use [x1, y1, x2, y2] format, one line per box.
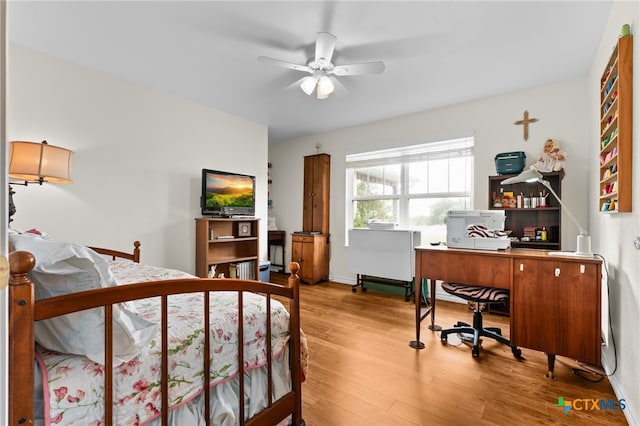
[238, 221, 252, 237]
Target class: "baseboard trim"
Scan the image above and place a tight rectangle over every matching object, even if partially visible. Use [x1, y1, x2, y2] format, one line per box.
[601, 351, 637, 425]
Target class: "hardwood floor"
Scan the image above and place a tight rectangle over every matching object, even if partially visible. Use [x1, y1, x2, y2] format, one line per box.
[272, 273, 628, 426]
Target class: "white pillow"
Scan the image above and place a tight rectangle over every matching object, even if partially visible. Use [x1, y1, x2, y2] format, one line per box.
[9, 231, 157, 365]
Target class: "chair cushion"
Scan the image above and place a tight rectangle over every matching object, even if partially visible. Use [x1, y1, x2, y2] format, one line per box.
[441, 281, 509, 304]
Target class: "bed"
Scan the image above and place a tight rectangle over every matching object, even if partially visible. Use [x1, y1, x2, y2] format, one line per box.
[8, 232, 306, 426]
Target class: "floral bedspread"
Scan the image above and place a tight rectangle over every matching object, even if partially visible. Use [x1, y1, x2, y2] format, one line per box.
[37, 260, 307, 425]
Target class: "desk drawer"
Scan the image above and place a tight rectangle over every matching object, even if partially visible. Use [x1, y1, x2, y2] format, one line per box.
[418, 250, 510, 288]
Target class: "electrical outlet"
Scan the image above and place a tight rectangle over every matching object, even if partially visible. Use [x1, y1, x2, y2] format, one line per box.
[634, 237, 640, 249]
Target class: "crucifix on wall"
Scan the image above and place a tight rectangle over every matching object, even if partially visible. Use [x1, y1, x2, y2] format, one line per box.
[514, 110, 539, 141]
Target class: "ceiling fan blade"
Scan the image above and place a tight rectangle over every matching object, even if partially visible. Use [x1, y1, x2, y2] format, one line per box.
[331, 61, 386, 76]
[330, 75, 350, 93]
[315, 32, 337, 63]
[257, 56, 312, 73]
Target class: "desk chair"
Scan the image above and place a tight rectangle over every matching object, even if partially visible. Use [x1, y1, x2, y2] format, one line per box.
[440, 282, 522, 358]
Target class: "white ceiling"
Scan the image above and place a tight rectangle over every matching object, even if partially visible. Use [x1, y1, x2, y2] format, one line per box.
[8, 1, 613, 144]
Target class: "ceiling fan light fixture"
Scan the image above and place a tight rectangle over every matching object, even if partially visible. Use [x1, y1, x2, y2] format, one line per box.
[300, 76, 317, 96]
[317, 75, 334, 98]
[316, 90, 330, 100]
[259, 32, 384, 99]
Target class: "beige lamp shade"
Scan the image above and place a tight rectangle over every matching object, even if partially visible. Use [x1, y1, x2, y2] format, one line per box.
[8, 140, 73, 184]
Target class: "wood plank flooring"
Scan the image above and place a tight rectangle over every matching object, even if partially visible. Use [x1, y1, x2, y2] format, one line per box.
[271, 273, 628, 426]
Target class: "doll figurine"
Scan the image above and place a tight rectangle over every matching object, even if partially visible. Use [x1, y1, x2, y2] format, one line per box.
[532, 139, 566, 173]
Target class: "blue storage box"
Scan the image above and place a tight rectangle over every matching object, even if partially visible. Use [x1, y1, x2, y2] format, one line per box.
[259, 260, 271, 282]
[495, 151, 526, 175]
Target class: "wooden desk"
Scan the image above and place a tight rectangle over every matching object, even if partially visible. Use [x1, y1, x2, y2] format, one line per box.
[414, 246, 602, 378]
[268, 230, 286, 272]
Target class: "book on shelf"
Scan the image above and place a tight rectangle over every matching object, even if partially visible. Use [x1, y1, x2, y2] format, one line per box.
[228, 260, 256, 280]
[229, 263, 238, 279]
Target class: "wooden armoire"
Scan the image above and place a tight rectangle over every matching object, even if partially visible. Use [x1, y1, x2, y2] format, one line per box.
[292, 153, 330, 284]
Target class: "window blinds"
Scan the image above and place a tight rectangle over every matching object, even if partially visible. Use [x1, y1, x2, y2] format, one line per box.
[346, 137, 474, 168]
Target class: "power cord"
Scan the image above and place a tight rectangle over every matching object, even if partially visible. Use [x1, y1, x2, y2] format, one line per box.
[568, 253, 618, 381]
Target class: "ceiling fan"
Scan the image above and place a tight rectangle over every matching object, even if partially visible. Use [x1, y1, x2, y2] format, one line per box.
[258, 32, 385, 100]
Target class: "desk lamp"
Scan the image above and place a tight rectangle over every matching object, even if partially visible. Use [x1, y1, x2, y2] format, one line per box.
[501, 168, 594, 257]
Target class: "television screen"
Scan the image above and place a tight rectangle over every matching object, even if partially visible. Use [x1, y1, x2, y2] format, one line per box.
[201, 169, 256, 217]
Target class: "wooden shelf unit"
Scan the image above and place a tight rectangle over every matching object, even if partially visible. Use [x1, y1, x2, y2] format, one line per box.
[489, 172, 562, 250]
[302, 153, 331, 235]
[599, 34, 633, 213]
[294, 153, 331, 284]
[195, 217, 260, 279]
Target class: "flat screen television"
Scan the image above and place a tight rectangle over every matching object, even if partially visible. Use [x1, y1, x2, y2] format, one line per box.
[201, 168, 255, 217]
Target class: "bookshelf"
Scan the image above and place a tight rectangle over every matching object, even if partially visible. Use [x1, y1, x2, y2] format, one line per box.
[488, 172, 562, 250]
[195, 217, 260, 279]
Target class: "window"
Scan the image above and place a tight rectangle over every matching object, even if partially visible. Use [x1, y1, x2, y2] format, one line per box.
[346, 137, 474, 243]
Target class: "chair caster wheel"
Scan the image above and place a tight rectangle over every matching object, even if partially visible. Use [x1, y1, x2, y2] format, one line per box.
[472, 347, 480, 357]
[352, 287, 357, 292]
[441, 335, 448, 344]
[512, 347, 522, 358]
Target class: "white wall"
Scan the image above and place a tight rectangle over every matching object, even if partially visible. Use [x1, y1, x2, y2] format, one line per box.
[270, 79, 590, 285]
[7, 44, 270, 274]
[588, 2, 639, 424]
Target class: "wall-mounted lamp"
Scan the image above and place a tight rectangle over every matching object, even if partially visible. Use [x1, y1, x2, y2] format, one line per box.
[9, 140, 73, 184]
[501, 168, 593, 257]
[7, 140, 73, 221]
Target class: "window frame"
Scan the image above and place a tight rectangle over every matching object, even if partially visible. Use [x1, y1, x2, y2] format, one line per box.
[345, 137, 475, 241]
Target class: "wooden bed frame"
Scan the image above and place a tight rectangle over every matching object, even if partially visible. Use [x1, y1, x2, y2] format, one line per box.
[8, 242, 304, 426]
[88, 240, 141, 263]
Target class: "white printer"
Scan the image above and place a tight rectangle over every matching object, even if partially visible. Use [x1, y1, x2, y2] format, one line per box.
[446, 210, 511, 250]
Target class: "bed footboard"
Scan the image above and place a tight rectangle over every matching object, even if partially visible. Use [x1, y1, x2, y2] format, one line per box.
[8, 249, 304, 426]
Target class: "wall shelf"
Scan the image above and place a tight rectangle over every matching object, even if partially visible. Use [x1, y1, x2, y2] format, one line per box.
[599, 34, 632, 213]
